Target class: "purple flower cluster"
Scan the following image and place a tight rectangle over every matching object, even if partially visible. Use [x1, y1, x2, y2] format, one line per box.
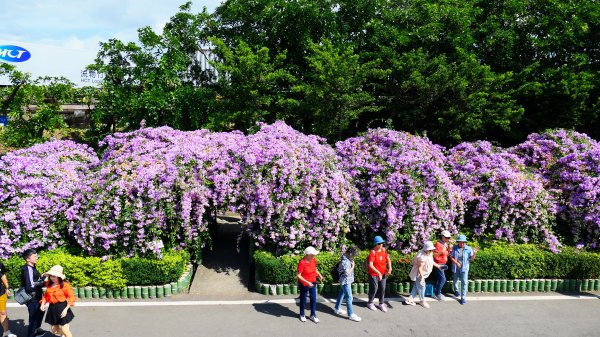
[0, 140, 99, 259]
[238, 122, 357, 252]
[3, 125, 597, 257]
[555, 149, 600, 248]
[68, 127, 247, 257]
[447, 141, 560, 252]
[512, 130, 600, 248]
[336, 129, 463, 253]
[67, 122, 355, 257]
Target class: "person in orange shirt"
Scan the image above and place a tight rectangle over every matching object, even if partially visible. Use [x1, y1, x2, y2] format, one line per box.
[40, 265, 76, 337]
[431, 230, 452, 301]
[367, 236, 392, 312]
[296, 246, 323, 323]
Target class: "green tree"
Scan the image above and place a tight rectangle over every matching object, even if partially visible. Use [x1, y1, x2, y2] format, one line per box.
[292, 39, 387, 141]
[472, 0, 600, 143]
[208, 39, 295, 132]
[88, 2, 217, 142]
[0, 64, 71, 147]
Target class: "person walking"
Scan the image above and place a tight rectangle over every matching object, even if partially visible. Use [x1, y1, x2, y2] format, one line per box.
[449, 234, 478, 305]
[20, 249, 46, 337]
[40, 265, 76, 337]
[333, 245, 361, 322]
[366, 236, 392, 312]
[0, 261, 16, 337]
[405, 241, 439, 308]
[431, 230, 452, 301]
[297, 246, 323, 323]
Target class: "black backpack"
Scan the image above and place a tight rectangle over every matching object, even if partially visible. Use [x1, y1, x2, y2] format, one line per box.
[332, 259, 343, 282]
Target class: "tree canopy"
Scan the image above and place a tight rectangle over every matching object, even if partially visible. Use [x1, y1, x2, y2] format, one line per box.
[5, 0, 598, 147]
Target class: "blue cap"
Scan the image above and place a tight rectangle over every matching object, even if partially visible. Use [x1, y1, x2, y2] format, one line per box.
[373, 236, 385, 245]
[457, 234, 468, 242]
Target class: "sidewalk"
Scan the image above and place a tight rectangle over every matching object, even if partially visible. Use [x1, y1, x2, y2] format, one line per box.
[5, 293, 599, 337]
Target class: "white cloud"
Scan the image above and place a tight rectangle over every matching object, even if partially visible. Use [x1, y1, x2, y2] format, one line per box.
[1, 0, 220, 48]
[0, 0, 222, 86]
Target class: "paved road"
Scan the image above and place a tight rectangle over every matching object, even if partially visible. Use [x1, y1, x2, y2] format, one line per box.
[4, 294, 599, 337]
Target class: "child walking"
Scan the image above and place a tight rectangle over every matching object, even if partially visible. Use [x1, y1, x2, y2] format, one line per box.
[40, 265, 76, 337]
[334, 245, 361, 322]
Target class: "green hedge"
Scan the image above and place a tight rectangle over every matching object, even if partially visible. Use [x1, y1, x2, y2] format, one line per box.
[119, 250, 189, 285]
[254, 249, 414, 284]
[254, 244, 600, 284]
[2, 249, 190, 288]
[470, 244, 600, 279]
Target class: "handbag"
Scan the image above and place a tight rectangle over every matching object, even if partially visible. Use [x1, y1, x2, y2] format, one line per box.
[14, 287, 33, 305]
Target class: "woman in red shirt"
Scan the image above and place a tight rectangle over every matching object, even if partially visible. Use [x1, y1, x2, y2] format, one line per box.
[297, 246, 323, 323]
[40, 265, 76, 337]
[367, 236, 392, 312]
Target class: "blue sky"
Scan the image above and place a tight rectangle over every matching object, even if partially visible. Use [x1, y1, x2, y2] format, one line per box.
[1, 0, 221, 49]
[0, 1, 222, 85]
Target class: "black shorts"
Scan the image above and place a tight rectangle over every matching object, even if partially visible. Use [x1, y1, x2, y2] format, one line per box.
[45, 301, 75, 326]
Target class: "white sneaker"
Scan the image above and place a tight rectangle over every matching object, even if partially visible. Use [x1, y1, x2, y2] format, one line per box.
[434, 294, 445, 301]
[334, 308, 347, 316]
[349, 313, 362, 322]
[310, 315, 320, 324]
[299, 315, 306, 322]
[420, 300, 431, 309]
[4, 332, 17, 337]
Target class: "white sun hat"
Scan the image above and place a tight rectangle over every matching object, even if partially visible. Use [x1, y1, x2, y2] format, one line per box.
[422, 241, 435, 252]
[46, 265, 66, 279]
[304, 246, 319, 256]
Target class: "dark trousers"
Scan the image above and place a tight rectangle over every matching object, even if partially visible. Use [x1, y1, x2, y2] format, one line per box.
[368, 275, 387, 304]
[26, 300, 43, 337]
[298, 283, 317, 317]
[431, 266, 447, 296]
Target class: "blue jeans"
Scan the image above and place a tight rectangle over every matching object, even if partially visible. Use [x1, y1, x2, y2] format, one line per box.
[334, 283, 354, 316]
[298, 283, 317, 317]
[410, 276, 426, 301]
[432, 267, 446, 296]
[453, 271, 469, 299]
[26, 299, 43, 337]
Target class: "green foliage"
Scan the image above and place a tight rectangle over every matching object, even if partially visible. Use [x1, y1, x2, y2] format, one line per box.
[87, 2, 216, 142]
[255, 244, 600, 284]
[79, 0, 600, 146]
[119, 250, 190, 286]
[253, 251, 299, 284]
[1, 249, 189, 288]
[254, 249, 416, 284]
[0, 65, 71, 147]
[208, 38, 295, 132]
[469, 244, 600, 279]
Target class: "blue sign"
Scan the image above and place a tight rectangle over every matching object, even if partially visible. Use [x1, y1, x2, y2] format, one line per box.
[0, 45, 31, 63]
[0, 115, 8, 126]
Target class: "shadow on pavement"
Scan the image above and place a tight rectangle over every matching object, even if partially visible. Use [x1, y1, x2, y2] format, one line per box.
[9, 319, 26, 336]
[252, 303, 298, 319]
